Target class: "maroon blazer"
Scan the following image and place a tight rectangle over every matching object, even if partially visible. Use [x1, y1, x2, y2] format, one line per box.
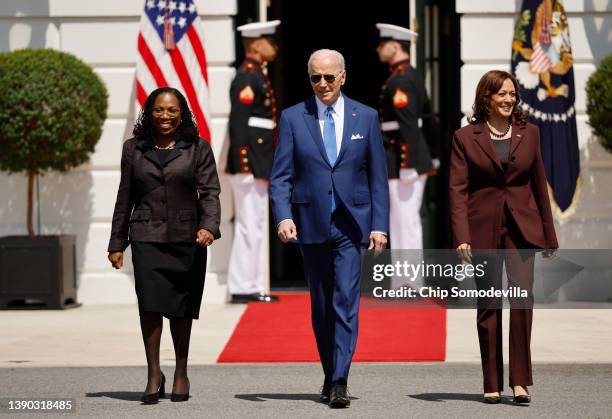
[449, 121, 558, 250]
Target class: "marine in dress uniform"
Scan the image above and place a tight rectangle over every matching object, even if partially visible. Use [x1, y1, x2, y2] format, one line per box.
[376, 23, 439, 254]
[226, 21, 280, 303]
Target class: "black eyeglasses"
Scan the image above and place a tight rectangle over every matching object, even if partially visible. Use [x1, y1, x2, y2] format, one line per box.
[309, 71, 343, 84]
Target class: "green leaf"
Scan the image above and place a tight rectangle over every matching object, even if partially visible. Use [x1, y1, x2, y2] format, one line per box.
[586, 53, 612, 152]
[0, 48, 108, 174]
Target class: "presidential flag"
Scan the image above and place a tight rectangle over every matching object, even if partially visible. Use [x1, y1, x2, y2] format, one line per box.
[136, 0, 211, 141]
[511, 0, 580, 219]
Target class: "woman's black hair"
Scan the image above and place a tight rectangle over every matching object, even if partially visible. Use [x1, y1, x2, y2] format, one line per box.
[133, 87, 199, 145]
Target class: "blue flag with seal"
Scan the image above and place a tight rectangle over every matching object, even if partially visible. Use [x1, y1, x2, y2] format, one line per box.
[511, 0, 580, 219]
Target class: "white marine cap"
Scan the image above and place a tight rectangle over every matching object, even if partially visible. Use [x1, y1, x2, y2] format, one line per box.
[376, 23, 418, 42]
[237, 20, 281, 38]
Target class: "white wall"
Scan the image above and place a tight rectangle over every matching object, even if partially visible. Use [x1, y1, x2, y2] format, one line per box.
[456, 0, 612, 248]
[0, 0, 237, 304]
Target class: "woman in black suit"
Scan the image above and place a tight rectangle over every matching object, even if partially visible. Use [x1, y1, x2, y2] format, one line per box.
[107, 87, 221, 403]
[450, 71, 558, 404]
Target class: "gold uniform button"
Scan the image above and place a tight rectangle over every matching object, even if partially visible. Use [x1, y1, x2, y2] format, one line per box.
[400, 154, 406, 158]
[243, 158, 249, 163]
[401, 145, 407, 150]
[240, 149, 247, 155]
[257, 138, 264, 144]
[390, 139, 396, 145]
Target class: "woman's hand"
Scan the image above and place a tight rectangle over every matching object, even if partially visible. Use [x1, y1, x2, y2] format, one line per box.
[542, 248, 557, 259]
[456, 243, 472, 264]
[196, 228, 214, 246]
[108, 252, 124, 269]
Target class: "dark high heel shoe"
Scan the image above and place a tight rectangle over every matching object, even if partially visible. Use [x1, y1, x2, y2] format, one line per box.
[483, 393, 501, 404]
[141, 373, 165, 404]
[170, 392, 190, 402]
[512, 386, 531, 404]
[171, 378, 190, 402]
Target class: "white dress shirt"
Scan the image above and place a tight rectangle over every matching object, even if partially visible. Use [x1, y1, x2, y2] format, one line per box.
[315, 94, 344, 156]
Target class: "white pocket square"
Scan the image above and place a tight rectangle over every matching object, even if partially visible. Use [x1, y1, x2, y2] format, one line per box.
[350, 133, 364, 140]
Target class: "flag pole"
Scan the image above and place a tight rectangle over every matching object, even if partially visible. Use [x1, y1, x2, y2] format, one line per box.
[258, 0, 271, 295]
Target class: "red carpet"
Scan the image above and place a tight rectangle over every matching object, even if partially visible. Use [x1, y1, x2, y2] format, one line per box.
[218, 293, 446, 363]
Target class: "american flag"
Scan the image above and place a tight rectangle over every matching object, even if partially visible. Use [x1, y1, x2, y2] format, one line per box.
[529, 11, 552, 73]
[136, 0, 211, 141]
[530, 42, 552, 73]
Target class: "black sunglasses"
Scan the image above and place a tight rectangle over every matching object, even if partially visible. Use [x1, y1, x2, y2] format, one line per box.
[309, 72, 343, 84]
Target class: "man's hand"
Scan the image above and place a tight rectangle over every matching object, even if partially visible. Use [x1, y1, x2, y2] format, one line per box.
[456, 243, 472, 264]
[277, 219, 297, 243]
[196, 228, 214, 246]
[108, 252, 124, 269]
[368, 232, 387, 255]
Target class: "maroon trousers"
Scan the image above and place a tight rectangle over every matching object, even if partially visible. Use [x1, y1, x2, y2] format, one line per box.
[475, 208, 535, 393]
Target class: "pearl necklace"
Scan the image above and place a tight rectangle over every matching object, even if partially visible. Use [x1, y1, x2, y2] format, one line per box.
[154, 141, 175, 150]
[487, 121, 511, 138]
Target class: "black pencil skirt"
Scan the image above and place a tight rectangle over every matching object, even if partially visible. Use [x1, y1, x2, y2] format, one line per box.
[131, 241, 207, 319]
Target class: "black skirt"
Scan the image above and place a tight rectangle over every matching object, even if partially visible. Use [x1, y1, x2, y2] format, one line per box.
[131, 241, 207, 319]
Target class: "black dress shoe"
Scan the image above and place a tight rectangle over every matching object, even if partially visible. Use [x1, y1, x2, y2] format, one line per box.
[329, 383, 350, 408]
[141, 373, 165, 404]
[320, 380, 332, 402]
[230, 294, 252, 303]
[512, 386, 531, 404]
[253, 293, 279, 302]
[230, 293, 279, 303]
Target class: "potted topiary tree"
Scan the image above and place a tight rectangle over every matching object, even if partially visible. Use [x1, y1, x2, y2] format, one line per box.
[0, 48, 108, 308]
[586, 53, 612, 153]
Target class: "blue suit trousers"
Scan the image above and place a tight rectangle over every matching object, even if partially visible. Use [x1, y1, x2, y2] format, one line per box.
[299, 206, 363, 383]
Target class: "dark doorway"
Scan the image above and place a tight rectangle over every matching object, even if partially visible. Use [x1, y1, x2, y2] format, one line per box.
[234, 0, 461, 288]
[265, 1, 416, 289]
[269, 1, 411, 111]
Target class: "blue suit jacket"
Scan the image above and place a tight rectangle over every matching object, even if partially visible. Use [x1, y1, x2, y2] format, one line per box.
[269, 95, 390, 244]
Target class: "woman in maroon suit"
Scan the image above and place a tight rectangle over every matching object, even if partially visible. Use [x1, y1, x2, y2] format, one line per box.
[450, 70, 558, 404]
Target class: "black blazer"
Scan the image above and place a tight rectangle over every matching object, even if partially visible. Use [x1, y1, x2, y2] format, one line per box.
[108, 137, 221, 252]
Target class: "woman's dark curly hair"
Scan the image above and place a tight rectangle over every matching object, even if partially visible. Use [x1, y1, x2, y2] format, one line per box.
[470, 70, 529, 126]
[133, 87, 199, 145]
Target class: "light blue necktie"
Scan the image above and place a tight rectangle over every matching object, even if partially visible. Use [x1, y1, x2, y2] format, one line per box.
[324, 106, 337, 211]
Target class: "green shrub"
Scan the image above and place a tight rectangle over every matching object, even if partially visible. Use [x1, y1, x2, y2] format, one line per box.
[585, 53, 612, 153]
[0, 48, 108, 235]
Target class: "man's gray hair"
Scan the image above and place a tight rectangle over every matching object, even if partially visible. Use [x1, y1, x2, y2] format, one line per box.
[307, 49, 345, 74]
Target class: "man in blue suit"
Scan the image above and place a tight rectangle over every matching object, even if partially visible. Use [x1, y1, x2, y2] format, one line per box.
[269, 49, 389, 408]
